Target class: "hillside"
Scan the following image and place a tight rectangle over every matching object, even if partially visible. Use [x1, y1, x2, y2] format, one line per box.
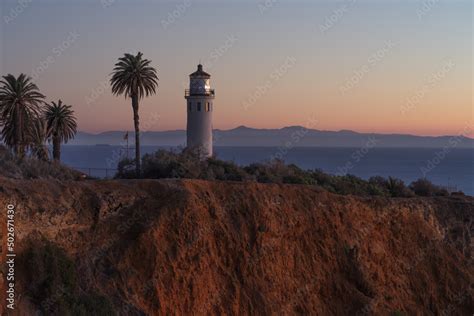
[0, 178, 472, 315]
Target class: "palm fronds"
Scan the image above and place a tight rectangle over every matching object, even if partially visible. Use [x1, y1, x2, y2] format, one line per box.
[0, 74, 45, 158]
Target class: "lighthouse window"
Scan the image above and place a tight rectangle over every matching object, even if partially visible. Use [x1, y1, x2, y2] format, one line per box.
[197, 102, 201, 111]
[206, 102, 210, 112]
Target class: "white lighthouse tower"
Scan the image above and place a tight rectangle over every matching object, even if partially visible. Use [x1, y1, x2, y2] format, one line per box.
[185, 64, 215, 157]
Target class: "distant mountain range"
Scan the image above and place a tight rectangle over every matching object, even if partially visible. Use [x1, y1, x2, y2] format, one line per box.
[70, 126, 474, 148]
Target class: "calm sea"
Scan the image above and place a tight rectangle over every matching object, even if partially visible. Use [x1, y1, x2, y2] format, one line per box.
[61, 146, 474, 195]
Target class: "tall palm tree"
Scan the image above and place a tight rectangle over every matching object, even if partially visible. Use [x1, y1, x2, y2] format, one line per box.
[110, 52, 158, 177]
[28, 115, 49, 161]
[0, 74, 45, 158]
[44, 100, 77, 161]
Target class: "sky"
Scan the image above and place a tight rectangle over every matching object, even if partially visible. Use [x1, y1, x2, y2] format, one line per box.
[0, 0, 472, 136]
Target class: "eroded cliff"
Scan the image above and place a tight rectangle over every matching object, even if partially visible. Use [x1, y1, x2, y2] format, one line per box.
[0, 178, 472, 315]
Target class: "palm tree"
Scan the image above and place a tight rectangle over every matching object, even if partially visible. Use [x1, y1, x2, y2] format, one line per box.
[0, 74, 45, 158]
[44, 100, 77, 161]
[28, 116, 49, 161]
[110, 52, 158, 177]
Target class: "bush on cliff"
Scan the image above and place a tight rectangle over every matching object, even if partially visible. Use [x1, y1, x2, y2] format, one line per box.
[0, 145, 81, 180]
[115, 148, 456, 198]
[19, 240, 115, 315]
[368, 176, 415, 198]
[312, 172, 388, 196]
[115, 157, 138, 179]
[244, 160, 316, 185]
[116, 148, 249, 181]
[409, 178, 449, 197]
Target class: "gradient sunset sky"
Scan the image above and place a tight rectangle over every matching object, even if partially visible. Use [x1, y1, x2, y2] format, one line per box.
[0, 0, 472, 136]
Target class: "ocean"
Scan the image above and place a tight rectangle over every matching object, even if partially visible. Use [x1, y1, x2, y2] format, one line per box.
[61, 146, 474, 195]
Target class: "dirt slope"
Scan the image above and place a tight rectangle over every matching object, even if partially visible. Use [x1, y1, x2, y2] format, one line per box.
[0, 178, 472, 315]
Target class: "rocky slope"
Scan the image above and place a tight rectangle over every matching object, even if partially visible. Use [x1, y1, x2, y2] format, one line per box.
[0, 178, 472, 315]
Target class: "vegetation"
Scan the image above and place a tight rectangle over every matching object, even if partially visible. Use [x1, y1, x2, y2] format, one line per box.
[110, 52, 159, 178]
[409, 178, 449, 197]
[116, 148, 454, 198]
[19, 240, 115, 315]
[0, 145, 82, 180]
[0, 73, 78, 164]
[45, 100, 78, 161]
[0, 74, 45, 158]
[29, 117, 50, 161]
[368, 176, 415, 198]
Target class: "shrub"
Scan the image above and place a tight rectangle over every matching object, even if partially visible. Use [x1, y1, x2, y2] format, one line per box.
[386, 177, 414, 197]
[72, 294, 115, 316]
[206, 158, 249, 181]
[0, 145, 82, 180]
[141, 148, 202, 179]
[308, 172, 388, 197]
[244, 162, 281, 183]
[368, 176, 391, 196]
[409, 178, 449, 197]
[19, 240, 115, 315]
[115, 148, 449, 199]
[244, 160, 316, 185]
[116, 158, 137, 179]
[20, 241, 76, 311]
[334, 175, 367, 195]
[282, 164, 317, 185]
[310, 169, 338, 192]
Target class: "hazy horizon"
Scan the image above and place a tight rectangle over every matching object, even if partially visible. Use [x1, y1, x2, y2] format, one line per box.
[75, 125, 474, 139]
[1, 0, 472, 136]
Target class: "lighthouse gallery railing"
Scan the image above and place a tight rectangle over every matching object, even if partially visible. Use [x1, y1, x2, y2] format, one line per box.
[185, 89, 215, 97]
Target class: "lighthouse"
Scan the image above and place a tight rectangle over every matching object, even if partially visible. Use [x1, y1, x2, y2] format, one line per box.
[185, 64, 215, 157]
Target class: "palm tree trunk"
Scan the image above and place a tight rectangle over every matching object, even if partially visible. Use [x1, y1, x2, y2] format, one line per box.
[53, 134, 61, 161]
[132, 94, 141, 177]
[15, 105, 24, 159]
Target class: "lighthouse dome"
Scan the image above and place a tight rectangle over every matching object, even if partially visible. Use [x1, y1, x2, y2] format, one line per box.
[190, 64, 211, 78]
